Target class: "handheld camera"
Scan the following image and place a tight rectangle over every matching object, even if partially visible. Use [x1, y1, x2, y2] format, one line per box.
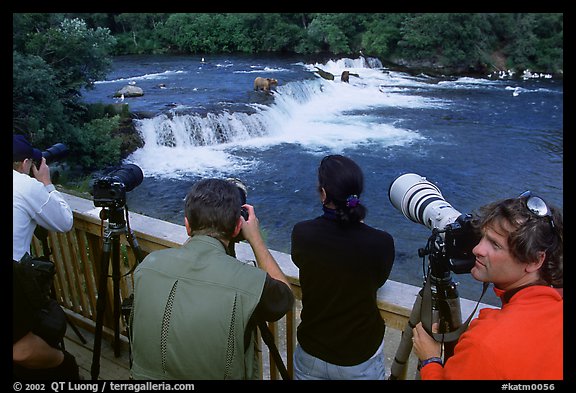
[34, 143, 69, 169]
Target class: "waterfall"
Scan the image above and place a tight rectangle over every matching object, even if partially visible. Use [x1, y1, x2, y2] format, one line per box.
[126, 56, 443, 177]
[133, 79, 324, 149]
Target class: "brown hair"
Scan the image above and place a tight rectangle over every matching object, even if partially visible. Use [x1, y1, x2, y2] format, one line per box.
[472, 196, 563, 287]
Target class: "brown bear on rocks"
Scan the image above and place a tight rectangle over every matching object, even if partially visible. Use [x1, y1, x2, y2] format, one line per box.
[254, 77, 278, 92]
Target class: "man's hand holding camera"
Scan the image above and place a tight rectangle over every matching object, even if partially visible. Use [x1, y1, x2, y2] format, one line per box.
[239, 204, 260, 244]
[239, 203, 291, 287]
[31, 157, 52, 186]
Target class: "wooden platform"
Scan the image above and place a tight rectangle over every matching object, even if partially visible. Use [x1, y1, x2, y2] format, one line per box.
[63, 316, 420, 380]
[63, 322, 131, 380]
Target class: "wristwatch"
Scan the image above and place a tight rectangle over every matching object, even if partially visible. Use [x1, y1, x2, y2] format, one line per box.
[418, 356, 443, 370]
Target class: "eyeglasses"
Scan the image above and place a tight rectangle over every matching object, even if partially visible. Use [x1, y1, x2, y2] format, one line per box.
[518, 191, 555, 229]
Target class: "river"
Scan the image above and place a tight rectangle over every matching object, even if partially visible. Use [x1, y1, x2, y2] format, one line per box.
[80, 54, 564, 306]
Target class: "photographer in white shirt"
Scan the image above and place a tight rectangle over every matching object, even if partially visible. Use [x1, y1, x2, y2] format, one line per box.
[13, 134, 73, 262]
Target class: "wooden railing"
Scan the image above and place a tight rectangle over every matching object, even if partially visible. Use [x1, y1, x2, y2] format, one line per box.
[32, 191, 493, 380]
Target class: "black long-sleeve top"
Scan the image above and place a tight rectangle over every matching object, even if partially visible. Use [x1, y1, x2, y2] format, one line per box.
[291, 211, 395, 366]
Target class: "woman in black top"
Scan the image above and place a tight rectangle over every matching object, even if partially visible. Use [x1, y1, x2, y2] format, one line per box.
[291, 154, 395, 380]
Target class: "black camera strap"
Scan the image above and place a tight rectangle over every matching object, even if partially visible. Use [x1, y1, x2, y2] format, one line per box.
[229, 245, 291, 380]
[257, 320, 291, 380]
[34, 226, 52, 258]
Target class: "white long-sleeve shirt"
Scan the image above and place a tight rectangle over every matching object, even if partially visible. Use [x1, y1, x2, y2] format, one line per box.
[13, 170, 73, 261]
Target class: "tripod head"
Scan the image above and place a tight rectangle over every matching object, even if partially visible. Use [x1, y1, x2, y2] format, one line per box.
[418, 229, 464, 343]
[419, 228, 453, 280]
[99, 205, 124, 220]
[99, 206, 127, 231]
[418, 226, 488, 349]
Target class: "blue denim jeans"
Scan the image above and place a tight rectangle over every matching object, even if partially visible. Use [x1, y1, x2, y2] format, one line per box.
[293, 341, 386, 380]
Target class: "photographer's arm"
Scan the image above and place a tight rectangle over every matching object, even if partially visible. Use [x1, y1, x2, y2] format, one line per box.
[240, 204, 291, 288]
[29, 157, 73, 233]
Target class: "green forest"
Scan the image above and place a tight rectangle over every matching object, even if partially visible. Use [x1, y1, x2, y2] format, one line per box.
[13, 13, 563, 177]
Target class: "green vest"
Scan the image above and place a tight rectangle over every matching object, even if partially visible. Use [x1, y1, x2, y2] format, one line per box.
[130, 236, 266, 380]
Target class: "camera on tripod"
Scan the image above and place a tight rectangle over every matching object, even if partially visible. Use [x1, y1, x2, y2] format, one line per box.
[89, 163, 145, 380]
[92, 163, 144, 208]
[388, 173, 479, 274]
[388, 174, 488, 379]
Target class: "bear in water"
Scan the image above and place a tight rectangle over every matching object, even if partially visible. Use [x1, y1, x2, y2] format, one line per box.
[254, 77, 278, 92]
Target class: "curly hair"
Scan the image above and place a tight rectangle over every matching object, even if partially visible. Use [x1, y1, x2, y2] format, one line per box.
[472, 195, 563, 288]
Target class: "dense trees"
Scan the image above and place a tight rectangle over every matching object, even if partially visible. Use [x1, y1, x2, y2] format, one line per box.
[13, 14, 124, 171]
[13, 13, 563, 174]
[80, 13, 562, 75]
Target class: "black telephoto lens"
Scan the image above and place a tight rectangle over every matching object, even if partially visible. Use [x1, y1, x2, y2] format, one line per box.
[111, 164, 144, 192]
[42, 143, 69, 165]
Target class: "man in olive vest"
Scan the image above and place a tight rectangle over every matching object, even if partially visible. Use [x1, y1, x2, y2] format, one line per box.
[130, 178, 294, 380]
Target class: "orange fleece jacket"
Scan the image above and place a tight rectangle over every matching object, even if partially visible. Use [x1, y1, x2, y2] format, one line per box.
[420, 285, 563, 380]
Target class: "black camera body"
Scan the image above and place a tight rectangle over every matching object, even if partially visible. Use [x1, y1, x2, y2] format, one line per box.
[92, 164, 144, 209]
[240, 206, 249, 221]
[93, 177, 130, 208]
[442, 214, 479, 274]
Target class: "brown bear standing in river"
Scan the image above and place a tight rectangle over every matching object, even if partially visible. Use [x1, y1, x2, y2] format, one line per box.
[254, 77, 278, 92]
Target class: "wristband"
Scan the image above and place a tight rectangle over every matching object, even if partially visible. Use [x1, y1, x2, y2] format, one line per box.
[418, 356, 443, 370]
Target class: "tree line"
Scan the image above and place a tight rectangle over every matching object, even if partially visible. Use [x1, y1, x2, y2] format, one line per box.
[79, 13, 563, 75]
[13, 13, 563, 176]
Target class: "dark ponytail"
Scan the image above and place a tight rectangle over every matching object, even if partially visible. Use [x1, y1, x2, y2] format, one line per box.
[318, 155, 367, 224]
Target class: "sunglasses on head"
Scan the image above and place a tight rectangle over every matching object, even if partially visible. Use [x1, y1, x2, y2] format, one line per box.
[518, 191, 555, 229]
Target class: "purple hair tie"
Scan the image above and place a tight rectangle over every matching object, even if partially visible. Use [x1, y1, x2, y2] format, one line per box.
[346, 195, 360, 208]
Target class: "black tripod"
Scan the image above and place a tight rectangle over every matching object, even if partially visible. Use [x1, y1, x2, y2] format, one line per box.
[90, 205, 143, 381]
[388, 229, 486, 380]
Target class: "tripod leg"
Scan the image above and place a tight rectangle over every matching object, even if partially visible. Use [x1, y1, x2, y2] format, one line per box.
[429, 280, 462, 359]
[390, 272, 468, 380]
[66, 315, 87, 345]
[122, 228, 145, 367]
[91, 235, 112, 380]
[50, 283, 87, 345]
[111, 238, 122, 358]
[388, 291, 423, 380]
